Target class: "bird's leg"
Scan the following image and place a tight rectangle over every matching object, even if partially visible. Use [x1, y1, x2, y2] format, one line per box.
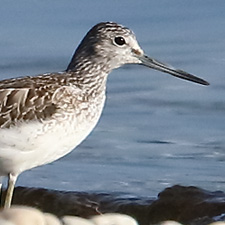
[0, 178, 2, 207]
[4, 173, 18, 208]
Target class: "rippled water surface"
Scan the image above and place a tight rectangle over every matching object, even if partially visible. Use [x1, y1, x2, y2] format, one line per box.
[0, 0, 225, 197]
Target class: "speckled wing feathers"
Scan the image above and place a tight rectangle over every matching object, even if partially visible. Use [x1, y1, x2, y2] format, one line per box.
[0, 73, 79, 129]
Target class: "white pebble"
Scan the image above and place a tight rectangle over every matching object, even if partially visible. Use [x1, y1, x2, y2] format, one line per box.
[62, 215, 94, 225]
[0, 218, 15, 225]
[159, 221, 183, 225]
[44, 213, 62, 225]
[0, 206, 46, 225]
[90, 213, 138, 225]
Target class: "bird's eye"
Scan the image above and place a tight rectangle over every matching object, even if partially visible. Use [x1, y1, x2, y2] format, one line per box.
[114, 36, 126, 46]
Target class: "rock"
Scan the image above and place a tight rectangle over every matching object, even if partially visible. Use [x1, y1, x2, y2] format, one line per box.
[2, 185, 225, 225]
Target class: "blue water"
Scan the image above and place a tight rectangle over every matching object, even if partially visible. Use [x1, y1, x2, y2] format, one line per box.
[0, 0, 225, 197]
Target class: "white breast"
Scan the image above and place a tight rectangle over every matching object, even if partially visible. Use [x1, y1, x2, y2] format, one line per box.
[0, 96, 105, 176]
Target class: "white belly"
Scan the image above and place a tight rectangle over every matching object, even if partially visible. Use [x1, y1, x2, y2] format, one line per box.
[0, 99, 105, 175]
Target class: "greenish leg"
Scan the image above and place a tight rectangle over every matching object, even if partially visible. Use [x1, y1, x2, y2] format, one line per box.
[4, 173, 18, 208]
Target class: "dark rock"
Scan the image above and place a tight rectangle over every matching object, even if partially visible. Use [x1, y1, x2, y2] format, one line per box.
[2, 185, 225, 225]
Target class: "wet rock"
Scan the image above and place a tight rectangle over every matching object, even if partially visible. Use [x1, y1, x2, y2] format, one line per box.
[149, 185, 225, 225]
[2, 185, 225, 225]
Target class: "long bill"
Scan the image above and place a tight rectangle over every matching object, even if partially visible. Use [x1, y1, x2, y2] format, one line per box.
[139, 55, 209, 86]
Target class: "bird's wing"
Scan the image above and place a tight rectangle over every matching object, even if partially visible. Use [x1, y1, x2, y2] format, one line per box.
[0, 74, 82, 128]
[0, 87, 57, 128]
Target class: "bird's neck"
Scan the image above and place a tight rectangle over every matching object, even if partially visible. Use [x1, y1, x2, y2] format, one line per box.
[66, 60, 111, 100]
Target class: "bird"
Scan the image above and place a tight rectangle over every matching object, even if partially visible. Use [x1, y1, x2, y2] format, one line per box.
[0, 22, 209, 208]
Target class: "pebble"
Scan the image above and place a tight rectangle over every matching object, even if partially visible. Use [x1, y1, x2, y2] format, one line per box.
[0, 205, 224, 225]
[61, 215, 94, 225]
[158, 221, 183, 225]
[90, 213, 138, 225]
